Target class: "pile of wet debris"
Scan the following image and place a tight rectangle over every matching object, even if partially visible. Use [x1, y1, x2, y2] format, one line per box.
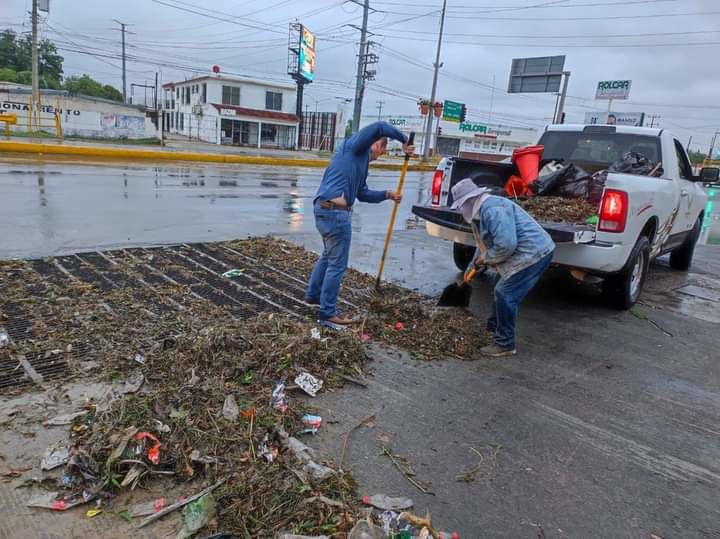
[2, 237, 482, 536]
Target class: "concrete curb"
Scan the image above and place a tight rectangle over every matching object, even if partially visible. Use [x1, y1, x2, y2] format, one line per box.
[0, 140, 436, 172]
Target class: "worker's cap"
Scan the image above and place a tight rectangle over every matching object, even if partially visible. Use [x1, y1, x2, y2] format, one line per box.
[450, 178, 490, 211]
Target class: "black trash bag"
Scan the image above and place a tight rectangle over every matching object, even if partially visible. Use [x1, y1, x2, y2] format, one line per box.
[608, 151, 660, 176]
[531, 163, 572, 196]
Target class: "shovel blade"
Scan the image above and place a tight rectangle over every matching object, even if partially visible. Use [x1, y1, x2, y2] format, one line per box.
[437, 282, 472, 308]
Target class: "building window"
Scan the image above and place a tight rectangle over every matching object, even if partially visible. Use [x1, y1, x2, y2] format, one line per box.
[260, 123, 295, 150]
[222, 86, 240, 106]
[179, 113, 184, 131]
[185, 87, 190, 105]
[201, 83, 207, 104]
[265, 91, 282, 111]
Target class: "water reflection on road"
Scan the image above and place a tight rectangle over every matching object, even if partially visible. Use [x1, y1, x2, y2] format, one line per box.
[0, 157, 432, 259]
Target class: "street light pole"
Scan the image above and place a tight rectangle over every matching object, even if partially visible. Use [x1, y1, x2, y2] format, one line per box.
[31, 0, 39, 131]
[422, 0, 447, 161]
[351, 0, 370, 133]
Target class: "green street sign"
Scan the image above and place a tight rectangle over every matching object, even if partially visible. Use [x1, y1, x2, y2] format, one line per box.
[442, 100, 463, 122]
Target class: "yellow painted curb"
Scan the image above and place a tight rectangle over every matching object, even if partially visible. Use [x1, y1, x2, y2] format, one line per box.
[0, 140, 436, 172]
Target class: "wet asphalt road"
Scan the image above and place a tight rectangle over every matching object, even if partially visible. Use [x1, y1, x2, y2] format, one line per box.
[1, 156, 720, 538]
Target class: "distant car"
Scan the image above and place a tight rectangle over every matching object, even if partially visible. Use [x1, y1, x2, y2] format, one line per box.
[412, 125, 709, 309]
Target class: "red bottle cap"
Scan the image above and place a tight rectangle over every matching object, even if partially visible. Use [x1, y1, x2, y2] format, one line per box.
[362, 495, 370, 505]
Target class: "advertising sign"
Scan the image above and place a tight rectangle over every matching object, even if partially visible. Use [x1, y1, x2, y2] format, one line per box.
[595, 80, 632, 100]
[584, 111, 644, 126]
[442, 100, 463, 122]
[508, 55, 565, 94]
[298, 26, 316, 82]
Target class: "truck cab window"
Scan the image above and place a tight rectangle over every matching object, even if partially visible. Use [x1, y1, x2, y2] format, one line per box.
[673, 139, 693, 181]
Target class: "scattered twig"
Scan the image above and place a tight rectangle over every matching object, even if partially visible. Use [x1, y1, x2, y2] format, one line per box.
[136, 477, 227, 529]
[381, 446, 434, 495]
[339, 414, 375, 471]
[398, 511, 439, 539]
[297, 495, 346, 509]
[338, 373, 368, 388]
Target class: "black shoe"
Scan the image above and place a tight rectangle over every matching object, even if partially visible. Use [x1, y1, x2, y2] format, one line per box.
[305, 297, 320, 305]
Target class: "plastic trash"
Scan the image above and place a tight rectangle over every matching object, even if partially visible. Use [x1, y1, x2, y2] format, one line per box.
[177, 493, 216, 539]
[222, 269, 244, 278]
[294, 373, 323, 397]
[0, 328, 9, 347]
[531, 163, 572, 196]
[362, 494, 413, 511]
[310, 327, 321, 340]
[303, 460, 335, 481]
[86, 509, 103, 518]
[348, 519, 385, 539]
[271, 382, 288, 412]
[222, 394, 239, 422]
[258, 434, 277, 463]
[41, 444, 70, 471]
[585, 214, 599, 226]
[394, 322, 405, 331]
[44, 410, 88, 426]
[128, 497, 167, 518]
[300, 414, 322, 435]
[609, 151, 661, 176]
[123, 369, 145, 394]
[133, 432, 161, 465]
[553, 164, 605, 205]
[134, 349, 146, 365]
[277, 535, 329, 539]
[27, 491, 94, 511]
[361, 333, 372, 342]
[189, 449, 217, 464]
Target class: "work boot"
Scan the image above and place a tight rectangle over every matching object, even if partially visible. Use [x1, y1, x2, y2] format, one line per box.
[305, 297, 320, 305]
[324, 315, 353, 325]
[480, 344, 516, 357]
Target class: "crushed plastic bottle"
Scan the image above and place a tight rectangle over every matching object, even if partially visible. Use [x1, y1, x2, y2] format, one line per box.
[362, 494, 413, 511]
[348, 519, 384, 539]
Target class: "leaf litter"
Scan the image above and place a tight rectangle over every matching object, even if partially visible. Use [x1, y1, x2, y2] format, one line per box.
[1, 237, 492, 536]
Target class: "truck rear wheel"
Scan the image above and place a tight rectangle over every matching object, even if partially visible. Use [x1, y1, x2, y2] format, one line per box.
[669, 215, 702, 271]
[602, 236, 650, 310]
[453, 242, 475, 270]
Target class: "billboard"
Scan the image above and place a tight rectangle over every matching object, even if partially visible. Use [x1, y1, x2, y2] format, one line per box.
[298, 26, 316, 82]
[585, 111, 644, 127]
[508, 55, 565, 94]
[595, 80, 631, 100]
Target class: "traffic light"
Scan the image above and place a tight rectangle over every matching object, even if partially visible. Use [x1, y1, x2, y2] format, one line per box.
[460, 104, 467, 123]
[438, 126, 442, 135]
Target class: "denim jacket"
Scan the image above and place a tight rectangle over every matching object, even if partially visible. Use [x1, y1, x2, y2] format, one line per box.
[473, 196, 555, 278]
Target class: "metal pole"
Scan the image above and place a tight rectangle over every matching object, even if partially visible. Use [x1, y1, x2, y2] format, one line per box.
[352, 0, 370, 133]
[422, 0, 447, 160]
[376, 99, 384, 120]
[120, 22, 127, 103]
[555, 71, 570, 125]
[708, 131, 719, 160]
[31, 0, 39, 131]
[154, 72, 158, 110]
[489, 74, 495, 124]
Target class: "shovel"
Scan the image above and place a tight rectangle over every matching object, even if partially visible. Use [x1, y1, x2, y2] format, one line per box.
[437, 222, 487, 308]
[375, 131, 415, 290]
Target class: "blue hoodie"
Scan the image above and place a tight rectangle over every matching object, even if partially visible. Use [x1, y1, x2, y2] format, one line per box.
[314, 121, 407, 206]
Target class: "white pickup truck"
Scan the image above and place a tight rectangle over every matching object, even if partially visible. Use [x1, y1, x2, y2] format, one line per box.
[412, 124, 710, 309]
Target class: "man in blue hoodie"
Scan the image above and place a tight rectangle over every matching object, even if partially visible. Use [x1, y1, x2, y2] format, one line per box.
[306, 121, 414, 328]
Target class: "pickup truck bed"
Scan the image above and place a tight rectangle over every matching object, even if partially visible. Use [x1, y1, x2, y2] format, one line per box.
[412, 204, 596, 244]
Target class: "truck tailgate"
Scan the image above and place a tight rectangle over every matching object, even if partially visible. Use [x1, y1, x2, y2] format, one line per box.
[412, 204, 596, 244]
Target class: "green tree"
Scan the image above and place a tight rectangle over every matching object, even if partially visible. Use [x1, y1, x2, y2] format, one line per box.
[63, 74, 122, 102]
[688, 150, 708, 165]
[0, 29, 63, 88]
[0, 67, 17, 82]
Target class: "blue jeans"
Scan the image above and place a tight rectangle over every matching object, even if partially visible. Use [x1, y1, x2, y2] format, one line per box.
[306, 202, 352, 320]
[486, 253, 553, 349]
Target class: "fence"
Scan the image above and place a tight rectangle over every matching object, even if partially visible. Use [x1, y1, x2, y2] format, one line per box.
[0, 96, 63, 138]
[299, 112, 337, 152]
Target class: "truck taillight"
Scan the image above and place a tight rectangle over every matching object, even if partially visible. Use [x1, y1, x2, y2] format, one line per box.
[599, 189, 628, 233]
[431, 170, 444, 205]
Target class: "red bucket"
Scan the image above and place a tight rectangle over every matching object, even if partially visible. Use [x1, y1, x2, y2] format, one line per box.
[512, 145, 544, 182]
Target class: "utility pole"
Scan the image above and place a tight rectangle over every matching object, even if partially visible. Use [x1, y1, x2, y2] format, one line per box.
[422, 0, 447, 160]
[114, 20, 128, 103]
[352, 0, 370, 133]
[708, 131, 720, 160]
[376, 99, 384, 121]
[31, 0, 39, 131]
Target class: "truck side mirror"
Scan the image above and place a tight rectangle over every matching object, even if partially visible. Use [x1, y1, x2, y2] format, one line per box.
[699, 167, 719, 184]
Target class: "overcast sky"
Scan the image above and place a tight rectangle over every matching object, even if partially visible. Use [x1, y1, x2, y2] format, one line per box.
[3, 0, 720, 152]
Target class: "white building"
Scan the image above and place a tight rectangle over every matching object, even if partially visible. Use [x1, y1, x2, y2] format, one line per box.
[1, 82, 157, 139]
[359, 114, 538, 161]
[162, 75, 299, 150]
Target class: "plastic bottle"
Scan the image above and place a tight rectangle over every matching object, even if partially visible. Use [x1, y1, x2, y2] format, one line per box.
[348, 519, 384, 539]
[437, 533, 460, 539]
[361, 494, 414, 511]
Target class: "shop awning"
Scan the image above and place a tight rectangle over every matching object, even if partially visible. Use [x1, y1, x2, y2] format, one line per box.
[211, 104, 299, 123]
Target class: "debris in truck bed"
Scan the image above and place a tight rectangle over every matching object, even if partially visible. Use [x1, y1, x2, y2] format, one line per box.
[1, 237, 492, 535]
[517, 196, 597, 224]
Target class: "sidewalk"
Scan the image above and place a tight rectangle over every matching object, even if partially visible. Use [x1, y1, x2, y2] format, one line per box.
[0, 134, 436, 171]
